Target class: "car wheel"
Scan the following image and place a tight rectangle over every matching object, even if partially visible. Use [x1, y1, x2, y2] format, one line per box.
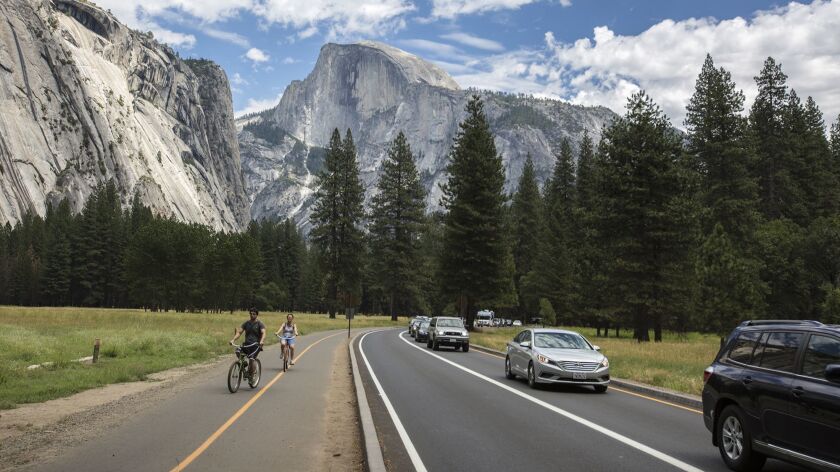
[427, 338, 433, 349]
[505, 357, 516, 379]
[594, 385, 607, 393]
[433, 340, 440, 351]
[527, 362, 538, 389]
[462, 343, 469, 352]
[717, 405, 766, 472]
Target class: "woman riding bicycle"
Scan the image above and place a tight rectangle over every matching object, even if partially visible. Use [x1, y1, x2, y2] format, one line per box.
[275, 313, 299, 365]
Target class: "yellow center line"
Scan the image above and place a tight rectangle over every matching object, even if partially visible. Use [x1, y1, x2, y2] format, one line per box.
[471, 346, 702, 415]
[170, 331, 344, 472]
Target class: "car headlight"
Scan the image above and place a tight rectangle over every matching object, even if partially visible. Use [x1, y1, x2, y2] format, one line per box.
[537, 354, 551, 365]
[600, 357, 609, 368]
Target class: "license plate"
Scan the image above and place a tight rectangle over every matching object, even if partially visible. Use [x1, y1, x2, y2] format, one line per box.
[573, 373, 587, 380]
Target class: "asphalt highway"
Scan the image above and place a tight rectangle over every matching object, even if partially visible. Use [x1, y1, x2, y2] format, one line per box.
[354, 329, 807, 472]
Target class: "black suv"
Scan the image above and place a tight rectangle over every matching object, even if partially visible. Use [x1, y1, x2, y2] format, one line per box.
[702, 320, 840, 472]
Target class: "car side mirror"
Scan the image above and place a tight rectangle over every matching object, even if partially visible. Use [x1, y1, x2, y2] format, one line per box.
[593, 345, 601, 351]
[825, 364, 840, 383]
[520, 341, 531, 349]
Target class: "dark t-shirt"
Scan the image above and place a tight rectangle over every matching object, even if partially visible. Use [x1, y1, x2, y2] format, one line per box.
[241, 319, 266, 345]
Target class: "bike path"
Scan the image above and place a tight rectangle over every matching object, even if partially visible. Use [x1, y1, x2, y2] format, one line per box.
[33, 330, 352, 472]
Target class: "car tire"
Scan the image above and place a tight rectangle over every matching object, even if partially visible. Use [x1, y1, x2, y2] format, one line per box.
[462, 343, 469, 352]
[505, 357, 516, 379]
[433, 340, 440, 351]
[427, 338, 433, 349]
[527, 362, 538, 389]
[717, 405, 766, 472]
[594, 385, 608, 393]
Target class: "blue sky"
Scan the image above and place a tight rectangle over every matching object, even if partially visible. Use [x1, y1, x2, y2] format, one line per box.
[95, 0, 840, 126]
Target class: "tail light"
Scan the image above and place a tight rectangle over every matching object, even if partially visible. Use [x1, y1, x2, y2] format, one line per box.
[703, 366, 715, 383]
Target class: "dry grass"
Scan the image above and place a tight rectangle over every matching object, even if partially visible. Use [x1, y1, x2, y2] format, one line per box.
[470, 325, 721, 396]
[0, 306, 401, 409]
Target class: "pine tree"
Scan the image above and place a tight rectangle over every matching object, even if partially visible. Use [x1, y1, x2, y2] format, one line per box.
[439, 95, 510, 328]
[535, 140, 578, 323]
[695, 224, 766, 338]
[801, 97, 838, 217]
[310, 128, 365, 317]
[685, 54, 760, 245]
[41, 200, 73, 305]
[593, 91, 694, 342]
[750, 57, 798, 222]
[369, 131, 426, 320]
[511, 154, 543, 317]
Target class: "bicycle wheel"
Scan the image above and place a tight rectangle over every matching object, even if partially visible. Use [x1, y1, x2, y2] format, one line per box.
[283, 347, 288, 372]
[227, 360, 242, 393]
[249, 359, 262, 388]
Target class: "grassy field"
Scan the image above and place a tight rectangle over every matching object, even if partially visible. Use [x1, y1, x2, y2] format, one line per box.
[470, 326, 721, 396]
[0, 306, 401, 410]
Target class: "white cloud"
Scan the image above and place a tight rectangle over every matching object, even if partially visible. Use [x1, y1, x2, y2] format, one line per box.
[539, 1, 840, 126]
[151, 28, 196, 48]
[282, 57, 300, 64]
[203, 28, 250, 48]
[245, 47, 270, 63]
[398, 39, 474, 62]
[231, 73, 249, 85]
[235, 93, 283, 117]
[431, 0, 568, 19]
[253, 0, 415, 39]
[440, 32, 504, 51]
[298, 26, 319, 39]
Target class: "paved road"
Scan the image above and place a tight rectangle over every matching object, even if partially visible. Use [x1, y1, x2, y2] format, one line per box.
[355, 329, 807, 472]
[33, 330, 352, 472]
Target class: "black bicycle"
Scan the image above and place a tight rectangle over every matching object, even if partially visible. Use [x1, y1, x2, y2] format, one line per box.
[227, 344, 261, 393]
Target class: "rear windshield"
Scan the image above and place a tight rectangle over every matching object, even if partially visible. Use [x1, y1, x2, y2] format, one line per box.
[437, 319, 464, 328]
[534, 333, 590, 349]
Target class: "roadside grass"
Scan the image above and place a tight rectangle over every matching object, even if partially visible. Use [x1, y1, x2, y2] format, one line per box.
[0, 306, 401, 410]
[469, 326, 720, 396]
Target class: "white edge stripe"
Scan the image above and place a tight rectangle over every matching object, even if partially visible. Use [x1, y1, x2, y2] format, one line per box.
[359, 331, 429, 472]
[397, 331, 704, 472]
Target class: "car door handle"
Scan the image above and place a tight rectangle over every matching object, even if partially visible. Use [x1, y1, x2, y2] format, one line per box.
[792, 386, 805, 397]
[742, 376, 753, 385]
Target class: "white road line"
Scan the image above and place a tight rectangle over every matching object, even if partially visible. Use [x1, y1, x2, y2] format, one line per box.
[359, 330, 428, 472]
[397, 331, 704, 472]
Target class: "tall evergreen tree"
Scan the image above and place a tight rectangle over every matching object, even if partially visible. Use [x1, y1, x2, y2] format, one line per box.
[369, 131, 427, 320]
[511, 154, 543, 317]
[593, 91, 694, 341]
[41, 200, 73, 305]
[685, 54, 760, 244]
[310, 128, 365, 317]
[750, 57, 797, 222]
[439, 95, 510, 328]
[801, 97, 838, 217]
[535, 140, 578, 323]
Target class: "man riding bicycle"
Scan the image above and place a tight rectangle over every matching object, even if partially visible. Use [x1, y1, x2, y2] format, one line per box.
[275, 313, 299, 365]
[230, 307, 265, 376]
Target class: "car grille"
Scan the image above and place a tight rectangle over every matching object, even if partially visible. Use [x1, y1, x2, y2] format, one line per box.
[554, 361, 600, 372]
[444, 331, 462, 336]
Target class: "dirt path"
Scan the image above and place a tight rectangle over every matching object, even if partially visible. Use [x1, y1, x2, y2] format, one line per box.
[319, 338, 365, 471]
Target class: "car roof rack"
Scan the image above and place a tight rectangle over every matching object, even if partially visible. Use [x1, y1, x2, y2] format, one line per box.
[740, 320, 823, 327]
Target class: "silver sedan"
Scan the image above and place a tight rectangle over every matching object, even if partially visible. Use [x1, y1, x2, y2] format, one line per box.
[505, 329, 610, 392]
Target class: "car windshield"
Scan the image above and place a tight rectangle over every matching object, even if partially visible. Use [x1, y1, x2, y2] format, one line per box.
[420, 322, 430, 328]
[437, 319, 464, 328]
[534, 332, 590, 349]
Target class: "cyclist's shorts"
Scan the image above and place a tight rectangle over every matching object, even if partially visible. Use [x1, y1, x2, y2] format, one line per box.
[280, 336, 296, 346]
[241, 343, 261, 359]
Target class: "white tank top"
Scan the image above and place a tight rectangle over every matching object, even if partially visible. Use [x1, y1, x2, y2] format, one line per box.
[282, 323, 295, 337]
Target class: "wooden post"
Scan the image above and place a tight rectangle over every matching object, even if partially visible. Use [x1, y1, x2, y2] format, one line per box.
[93, 338, 100, 363]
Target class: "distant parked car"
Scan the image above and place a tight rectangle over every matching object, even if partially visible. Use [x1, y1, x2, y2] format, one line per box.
[505, 328, 609, 392]
[512, 320, 522, 327]
[702, 320, 840, 472]
[415, 321, 431, 343]
[427, 317, 470, 352]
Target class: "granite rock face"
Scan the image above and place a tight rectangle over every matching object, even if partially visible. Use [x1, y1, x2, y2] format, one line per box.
[238, 41, 617, 226]
[0, 0, 248, 230]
